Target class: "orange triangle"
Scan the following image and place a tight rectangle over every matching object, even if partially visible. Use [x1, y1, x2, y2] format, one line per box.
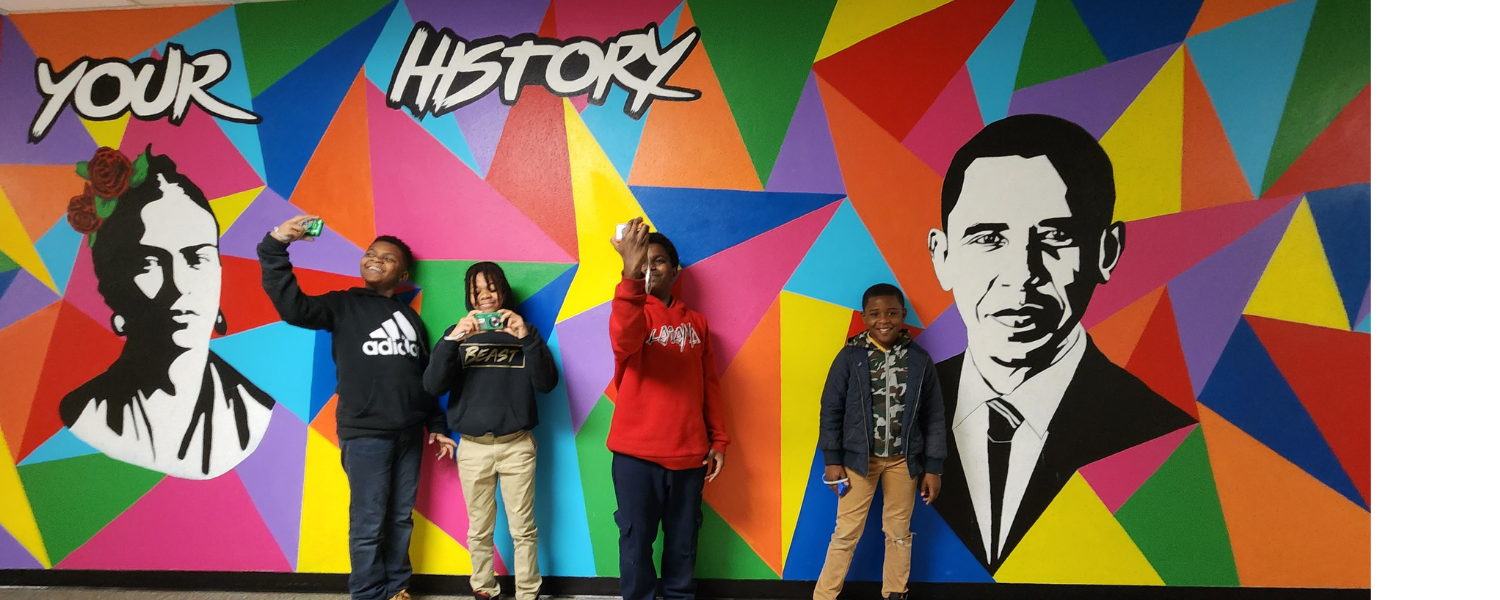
[1199, 406, 1370, 588]
[703, 297, 783, 575]
[0, 302, 62, 459]
[629, 5, 763, 191]
[1086, 287, 1163, 366]
[311, 394, 340, 446]
[10, 5, 225, 66]
[289, 69, 376, 250]
[0, 166, 87, 242]
[1186, 0, 1297, 36]
[816, 75, 947, 327]
[1124, 291, 1198, 418]
[1181, 51, 1254, 212]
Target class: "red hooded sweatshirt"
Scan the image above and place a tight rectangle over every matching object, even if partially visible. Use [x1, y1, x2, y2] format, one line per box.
[607, 277, 729, 470]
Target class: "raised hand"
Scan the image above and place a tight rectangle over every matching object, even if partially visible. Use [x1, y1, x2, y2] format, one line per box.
[499, 309, 531, 338]
[611, 217, 651, 280]
[449, 310, 481, 341]
[272, 214, 319, 243]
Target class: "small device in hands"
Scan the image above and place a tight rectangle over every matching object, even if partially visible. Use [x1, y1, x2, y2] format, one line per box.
[823, 476, 851, 498]
[302, 218, 324, 237]
[474, 312, 506, 331]
[615, 223, 627, 241]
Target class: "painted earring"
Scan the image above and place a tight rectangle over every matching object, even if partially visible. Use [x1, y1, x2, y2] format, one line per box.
[215, 310, 227, 335]
[110, 314, 126, 336]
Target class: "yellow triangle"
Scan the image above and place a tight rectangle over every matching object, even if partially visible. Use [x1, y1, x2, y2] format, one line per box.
[0, 187, 56, 293]
[559, 100, 654, 322]
[1102, 46, 1184, 222]
[209, 186, 264, 236]
[1243, 200, 1350, 330]
[815, 0, 956, 60]
[995, 473, 1164, 585]
[81, 114, 129, 149]
[0, 428, 51, 568]
[296, 430, 351, 573]
[409, 511, 471, 575]
[778, 290, 859, 562]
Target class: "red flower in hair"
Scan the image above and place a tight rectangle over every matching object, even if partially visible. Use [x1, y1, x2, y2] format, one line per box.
[87, 147, 132, 198]
[67, 183, 103, 235]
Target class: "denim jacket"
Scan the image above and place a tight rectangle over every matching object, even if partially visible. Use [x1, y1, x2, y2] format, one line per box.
[818, 337, 946, 478]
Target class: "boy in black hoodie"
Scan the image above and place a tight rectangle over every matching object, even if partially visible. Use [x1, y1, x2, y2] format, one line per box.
[259, 215, 455, 600]
[423, 262, 558, 600]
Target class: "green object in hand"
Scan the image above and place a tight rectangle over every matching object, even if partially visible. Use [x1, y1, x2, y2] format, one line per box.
[302, 218, 324, 237]
[475, 312, 505, 331]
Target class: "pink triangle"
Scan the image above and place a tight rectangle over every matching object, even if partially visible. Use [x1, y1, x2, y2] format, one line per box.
[681, 201, 839, 373]
[118, 105, 264, 201]
[57, 471, 291, 571]
[413, 436, 500, 570]
[901, 65, 984, 174]
[1081, 194, 1301, 328]
[366, 80, 572, 263]
[1079, 424, 1197, 513]
[62, 236, 112, 332]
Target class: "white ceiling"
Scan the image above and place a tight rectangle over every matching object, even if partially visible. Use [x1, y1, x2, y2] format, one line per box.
[0, 0, 286, 14]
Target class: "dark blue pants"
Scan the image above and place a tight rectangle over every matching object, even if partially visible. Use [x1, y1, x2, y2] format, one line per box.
[613, 453, 706, 600]
[341, 429, 423, 600]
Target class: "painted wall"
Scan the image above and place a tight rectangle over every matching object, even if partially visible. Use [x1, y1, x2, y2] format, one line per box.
[0, 0, 1369, 589]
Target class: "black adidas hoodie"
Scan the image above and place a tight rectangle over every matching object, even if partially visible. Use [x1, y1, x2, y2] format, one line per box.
[258, 234, 448, 441]
[423, 326, 559, 437]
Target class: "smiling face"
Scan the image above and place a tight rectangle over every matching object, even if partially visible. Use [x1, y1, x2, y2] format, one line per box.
[862, 295, 907, 348]
[361, 241, 407, 289]
[643, 242, 678, 299]
[930, 155, 1114, 368]
[132, 175, 221, 349]
[469, 272, 504, 313]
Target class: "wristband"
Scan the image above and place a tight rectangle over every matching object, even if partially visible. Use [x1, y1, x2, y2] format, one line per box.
[820, 477, 850, 485]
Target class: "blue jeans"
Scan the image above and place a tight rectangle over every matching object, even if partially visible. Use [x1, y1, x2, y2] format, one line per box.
[341, 429, 423, 600]
[613, 453, 706, 600]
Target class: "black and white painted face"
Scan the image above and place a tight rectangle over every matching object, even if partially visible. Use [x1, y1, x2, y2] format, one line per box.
[931, 155, 1096, 369]
[132, 173, 221, 350]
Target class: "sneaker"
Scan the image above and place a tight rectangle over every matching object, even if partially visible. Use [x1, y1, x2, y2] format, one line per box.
[389, 591, 412, 600]
[884, 593, 908, 600]
[472, 592, 493, 600]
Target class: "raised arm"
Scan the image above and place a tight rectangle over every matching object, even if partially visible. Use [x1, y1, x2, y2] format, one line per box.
[257, 215, 336, 330]
[610, 217, 653, 359]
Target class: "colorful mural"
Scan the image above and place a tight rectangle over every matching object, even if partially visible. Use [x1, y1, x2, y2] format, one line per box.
[0, 0, 1369, 590]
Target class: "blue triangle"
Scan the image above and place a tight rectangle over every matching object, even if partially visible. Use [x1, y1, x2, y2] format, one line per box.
[1354, 314, 1369, 333]
[574, 2, 683, 181]
[968, 0, 1037, 124]
[784, 201, 921, 326]
[364, 2, 481, 173]
[1198, 318, 1367, 509]
[0, 269, 18, 297]
[516, 264, 577, 344]
[254, 1, 396, 198]
[1305, 183, 1370, 327]
[17, 427, 99, 466]
[308, 330, 338, 423]
[1074, 0, 1203, 62]
[633, 186, 844, 267]
[34, 216, 81, 295]
[152, 7, 266, 182]
[1185, 0, 1316, 196]
[211, 322, 320, 423]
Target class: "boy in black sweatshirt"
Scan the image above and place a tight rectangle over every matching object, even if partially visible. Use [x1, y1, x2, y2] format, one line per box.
[259, 215, 455, 600]
[423, 262, 558, 600]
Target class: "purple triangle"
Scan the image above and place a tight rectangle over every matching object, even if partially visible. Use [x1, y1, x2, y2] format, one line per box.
[0, 524, 41, 569]
[232, 402, 307, 568]
[556, 302, 613, 433]
[1007, 44, 1178, 139]
[1168, 199, 1299, 394]
[0, 269, 60, 330]
[766, 73, 846, 195]
[453, 92, 511, 179]
[406, 0, 550, 41]
[0, 17, 100, 165]
[913, 302, 966, 363]
[1355, 285, 1370, 325]
[218, 188, 366, 278]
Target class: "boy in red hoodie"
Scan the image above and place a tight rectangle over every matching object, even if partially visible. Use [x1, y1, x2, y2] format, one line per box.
[608, 218, 729, 600]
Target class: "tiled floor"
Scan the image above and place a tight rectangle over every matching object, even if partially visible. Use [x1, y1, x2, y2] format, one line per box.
[0, 591, 613, 599]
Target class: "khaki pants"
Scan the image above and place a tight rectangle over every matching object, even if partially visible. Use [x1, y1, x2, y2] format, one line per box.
[814, 455, 917, 599]
[456, 431, 540, 600]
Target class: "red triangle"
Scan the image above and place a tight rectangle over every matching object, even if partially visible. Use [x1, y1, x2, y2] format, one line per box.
[1086, 287, 1164, 365]
[1182, 51, 1255, 212]
[486, 86, 578, 259]
[290, 70, 376, 250]
[1261, 85, 1371, 199]
[813, 0, 1012, 140]
[1245, 315, 1369, 505]
[219, 256, 365, 337]
[20, 301, 124, 460]
[537, 1, 558, 38]
[1125, 290, 1199, 418]
[0, 302, 61, 458]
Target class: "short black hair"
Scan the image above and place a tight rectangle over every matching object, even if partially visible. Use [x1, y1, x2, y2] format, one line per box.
[647, 232, 680, 268]
[941, 114, 1115, 234]
[862, 283, 906, 311]
[464, 261, 518, 311]
[372, 234, 414, 272]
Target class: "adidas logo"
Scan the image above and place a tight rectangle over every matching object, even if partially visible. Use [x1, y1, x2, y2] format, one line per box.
[363, 311, 421, 357]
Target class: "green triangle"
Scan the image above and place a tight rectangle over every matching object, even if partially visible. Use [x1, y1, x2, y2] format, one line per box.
[410, 260, 573, 347]
[237, 0, 393, 96]
[689, 0, 838, 185]
[1114, 427, 1239, 586]
[1261, 0, 1370, 190]
[0, 249, 19, 272]
[694, 501, 778, 579]
[1013, 0, 1107, 90]
[576, 396, 622, 577]
[17, 453, 166, 564]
